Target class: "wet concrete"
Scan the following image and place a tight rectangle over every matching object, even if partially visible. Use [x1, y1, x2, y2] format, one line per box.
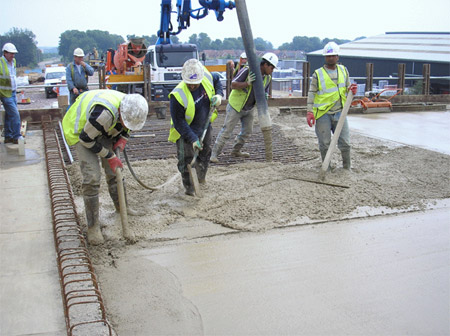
[137, 208, 450, 335]
[348, 111, 450, 155]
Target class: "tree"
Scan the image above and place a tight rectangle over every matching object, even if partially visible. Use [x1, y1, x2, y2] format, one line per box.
[254, 37, 273, 51]
[0, 27, 39, 67]
[59, 30, 125, 62]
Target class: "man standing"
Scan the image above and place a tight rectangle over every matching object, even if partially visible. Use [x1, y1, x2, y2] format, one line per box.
[168, 59, 223, 196]
[306, 42, 357, 170]
[62, 90, 148, 245]
[66, 48, 94, 105]
[210, 52, 277, 163]
[0, 43, 23, 144]
[233, 52, 248, 78]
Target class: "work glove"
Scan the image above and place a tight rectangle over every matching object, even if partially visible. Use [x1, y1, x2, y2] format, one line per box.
[349, 83, 358, 95]
[108, 155, 123, 173]
[211, 94, 222, 107]
[246, 71, 256, 85]
[193, 139, 203, 151]
[306, 111, 315, 127]
[113, 136, 128, 151]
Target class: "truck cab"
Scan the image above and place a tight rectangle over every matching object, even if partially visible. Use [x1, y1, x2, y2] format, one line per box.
[144, 44, 198, 101]
[44, 64, 66, 98]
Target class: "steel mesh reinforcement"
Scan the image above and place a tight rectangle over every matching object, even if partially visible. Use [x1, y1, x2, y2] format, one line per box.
[42, 115, 113, 336]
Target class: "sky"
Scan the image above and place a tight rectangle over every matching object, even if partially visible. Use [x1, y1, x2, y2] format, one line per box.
[2, 0, 450, 49]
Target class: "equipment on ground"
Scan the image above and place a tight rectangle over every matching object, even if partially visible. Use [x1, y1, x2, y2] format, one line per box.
[352, 88, 403, 113]
[318, 91, 354, 180]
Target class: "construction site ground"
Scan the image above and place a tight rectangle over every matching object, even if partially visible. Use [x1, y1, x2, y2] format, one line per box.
[1, 97, 449, 335]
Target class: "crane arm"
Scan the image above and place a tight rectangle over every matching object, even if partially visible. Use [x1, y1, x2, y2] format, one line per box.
[157, 0, 235, 45]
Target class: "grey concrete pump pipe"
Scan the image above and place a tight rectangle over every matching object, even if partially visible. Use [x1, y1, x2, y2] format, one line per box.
[235, 0, 273, 161]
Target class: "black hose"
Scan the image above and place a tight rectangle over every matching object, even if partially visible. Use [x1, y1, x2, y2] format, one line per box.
[123, 148, 157, 192]
[235, 0, 273, 161]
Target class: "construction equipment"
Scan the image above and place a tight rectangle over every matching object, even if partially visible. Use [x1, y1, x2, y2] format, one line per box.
[114, 149, 136, 243]
[352, 88, 403, 113]
[318, 91, 354, 180]
[187, 105, 216, 197]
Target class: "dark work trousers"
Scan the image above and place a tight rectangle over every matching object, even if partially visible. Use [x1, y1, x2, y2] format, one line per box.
[176, 124, 213, 190]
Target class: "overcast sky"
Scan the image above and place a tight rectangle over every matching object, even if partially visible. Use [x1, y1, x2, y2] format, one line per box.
[2, 0, 450, 48]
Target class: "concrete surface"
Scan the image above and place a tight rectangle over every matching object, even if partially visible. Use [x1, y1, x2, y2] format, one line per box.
[139, 208, 450, 335]
[348, 111, 450, 155]
[0, 131, 66, 336]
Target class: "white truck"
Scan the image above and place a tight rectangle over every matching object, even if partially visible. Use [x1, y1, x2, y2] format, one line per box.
[44, 64, 66, 98]
[144, 43, 199, 101]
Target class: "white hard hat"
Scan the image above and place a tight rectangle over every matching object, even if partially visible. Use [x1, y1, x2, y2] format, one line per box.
[262, 52, 278, 68]
[61, 76, 66, 81]
[181, 59, 204, 84]
[322, 42, 340, 56]
[240, 52, 247, 59]
[73, 48, 85, 57]
[120, 94, 149, 130]
[2, 43, 18, 53]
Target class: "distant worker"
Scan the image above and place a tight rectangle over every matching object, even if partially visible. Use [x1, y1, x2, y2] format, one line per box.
[168, 59, 223, 196]
[128, 37, 147, 59]
[233, 52, 248, 78]
[62, 90, 149, 245]
[210, 52, 277, 163]
[66, 48, 94, 105]
[0, 42, 23, 144]
[306, 42, 357, 170]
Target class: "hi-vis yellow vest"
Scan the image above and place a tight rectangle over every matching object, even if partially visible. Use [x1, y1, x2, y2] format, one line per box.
[0, 57, 16, 98]
[312, 65, 348, 120]
[229, 73, 270, 113]
[62, 89, 125, 145]
[167, 69, 217, 143]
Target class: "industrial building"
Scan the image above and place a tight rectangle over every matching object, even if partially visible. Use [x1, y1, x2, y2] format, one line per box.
[307, 32, 450, 94]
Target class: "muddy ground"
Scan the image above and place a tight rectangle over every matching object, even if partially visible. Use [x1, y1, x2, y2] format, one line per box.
[65, 107, 450, 334]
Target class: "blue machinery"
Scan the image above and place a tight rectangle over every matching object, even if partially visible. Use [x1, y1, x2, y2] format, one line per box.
[157, 0, 236, 44]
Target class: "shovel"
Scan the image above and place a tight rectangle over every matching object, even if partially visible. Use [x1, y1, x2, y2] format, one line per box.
[318, 91, 354, 180]
[187, 105, 216, 197]
[114, 148, 136, 242]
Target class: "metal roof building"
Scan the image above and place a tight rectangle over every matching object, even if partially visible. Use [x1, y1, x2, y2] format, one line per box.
[306, 32, 450, 93]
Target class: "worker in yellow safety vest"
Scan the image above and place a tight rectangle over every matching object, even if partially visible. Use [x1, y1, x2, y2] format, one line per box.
[210, 52, 277, 163]
[306, 42, 357, 170]
[168, 59, 223, 196]
[62, 89, 148, 245]
[0, 43, 23, 144]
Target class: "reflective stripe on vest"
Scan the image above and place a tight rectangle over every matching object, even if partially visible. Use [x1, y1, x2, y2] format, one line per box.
[62, 89, 125, 145]
[312, 65, 348, 120]
[229, 73, 270, 113]
[167, 68, 217, 143]
[0, 57, 15, 97]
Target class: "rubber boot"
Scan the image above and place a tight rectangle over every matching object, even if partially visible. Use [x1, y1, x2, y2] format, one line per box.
[110, 183, 145, 216]
[231, 143, 250, 158]
[342, 150, 351, 170]
[182, 173, 195, 196]
[320, 148, 332, 171]
[84, 195, 104, 245]
[210, 141, 225, 163]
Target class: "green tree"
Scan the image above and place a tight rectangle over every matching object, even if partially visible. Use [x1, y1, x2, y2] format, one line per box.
[254, 37, 273, 51]
[0, 27, 39, 67]
[197, 32, 212, 51]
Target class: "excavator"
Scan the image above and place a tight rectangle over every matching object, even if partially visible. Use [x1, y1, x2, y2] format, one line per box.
[105, 0, 235, 100]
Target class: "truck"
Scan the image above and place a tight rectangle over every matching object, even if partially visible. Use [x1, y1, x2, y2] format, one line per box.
[44, 64, 66, 98]
[103, 0, 235, 101]
[144, 43, 199, 101]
